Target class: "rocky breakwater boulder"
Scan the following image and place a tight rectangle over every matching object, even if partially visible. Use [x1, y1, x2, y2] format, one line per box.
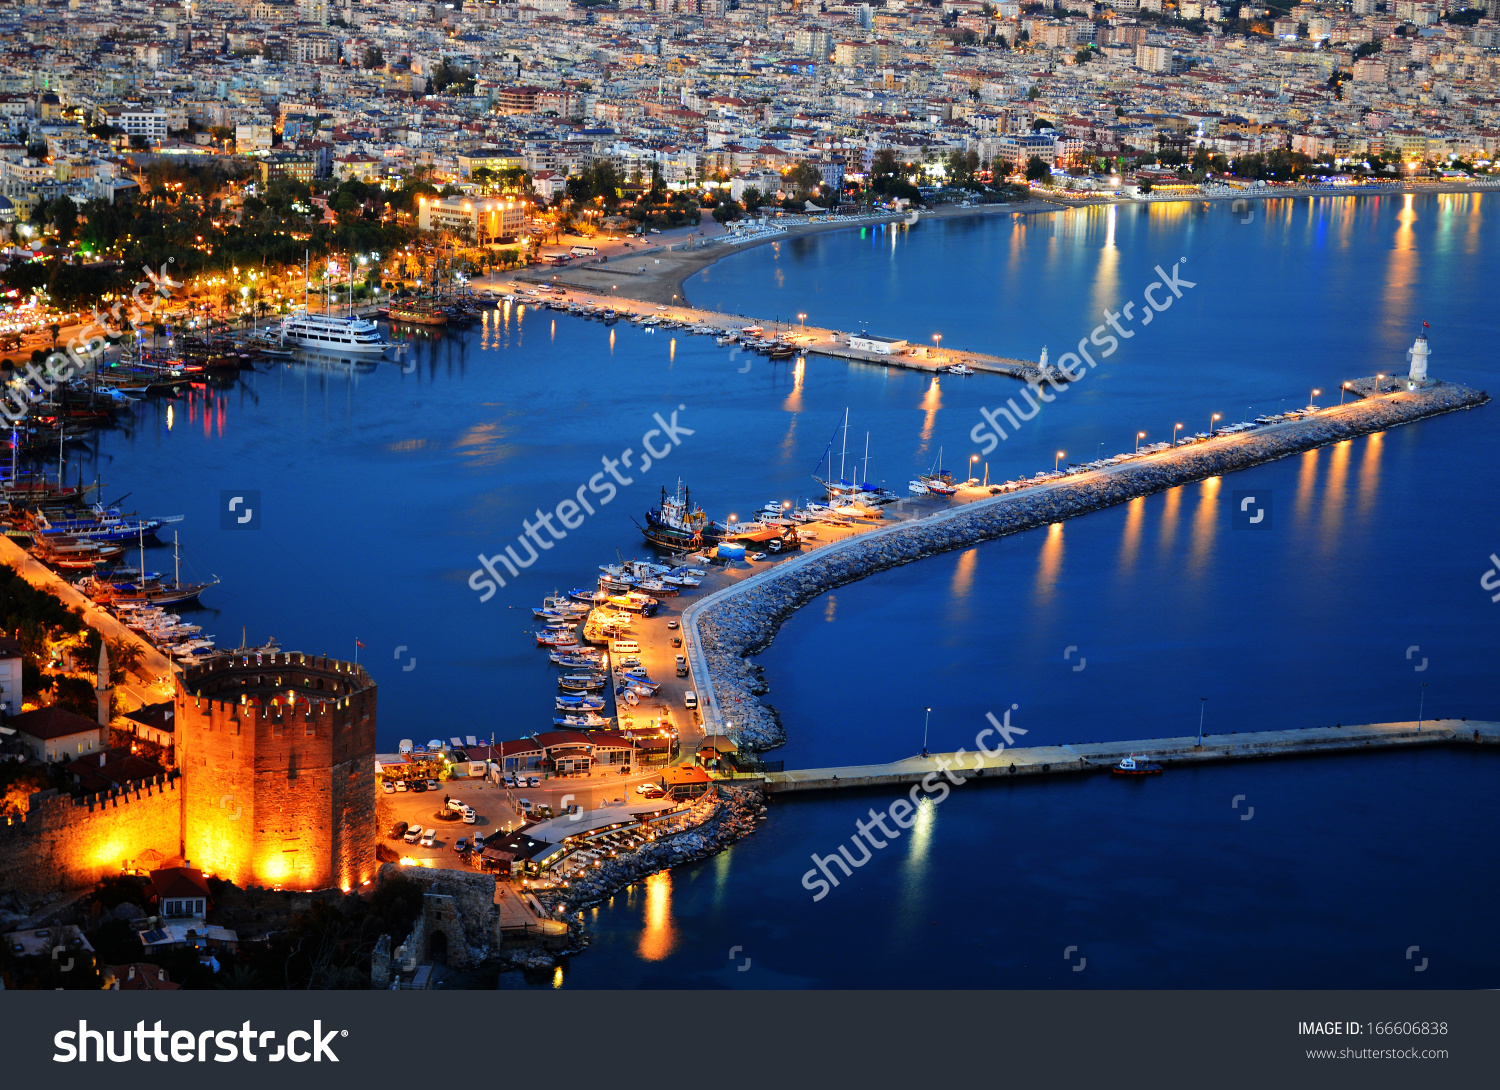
[696, 381, 1487, 753]
[536, 786, 766, 921]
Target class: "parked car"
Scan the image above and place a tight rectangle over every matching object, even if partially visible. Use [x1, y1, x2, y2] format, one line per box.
[410, 781, 427, 793]
[642, 787, 664, 799]
[462, 806, 478, 825]
[675, 654, 688, 677]
[518, 798, 533, 813]
[502, 775, 518, 788]
[425, 779, 440, 791]
[404, 825, 423, 844]
[636, 783, 653, 794]
[394, 780, 409, 792]
[671, 636, 682, 647]
[524, 776, 538, 787]
[419, 829, 437, 848]
[390, 821, 409, 840]
[666, 620, 679, 629]
[446, 798, 464, 813]
[683, 690, 698, 710]
[381, 780, 395, 794]
[454, 838, 468, 853]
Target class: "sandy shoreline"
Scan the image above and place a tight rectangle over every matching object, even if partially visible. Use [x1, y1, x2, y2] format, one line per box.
[520, 200, 1068, 307]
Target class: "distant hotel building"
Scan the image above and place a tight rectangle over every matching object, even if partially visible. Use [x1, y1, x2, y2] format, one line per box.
[419, 196, 528, 243]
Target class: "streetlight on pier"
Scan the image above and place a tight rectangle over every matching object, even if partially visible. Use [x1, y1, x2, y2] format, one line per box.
[798, 312, 806, 330]
[1340, 381, 1350, 405]
[1210, 412, 1221, 436]
[1173, 422, 1183, 447]
[932, 333, 942, 358]
[970, 453, 979, 483]
[1136, 430, 1146, 453]
[1309, 388, 1320, 409]
[1055, 450, 1065, 472]
[922, 707, 931, 758]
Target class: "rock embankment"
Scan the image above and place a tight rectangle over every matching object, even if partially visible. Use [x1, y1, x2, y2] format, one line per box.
[525, 785, 766, 964]
[693, 382, 1488, 751]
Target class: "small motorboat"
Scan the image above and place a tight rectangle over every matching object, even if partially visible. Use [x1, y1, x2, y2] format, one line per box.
[556, 694, 606, 712]
[559, 673, 607, 692]
[1112, 754, 1163, 776]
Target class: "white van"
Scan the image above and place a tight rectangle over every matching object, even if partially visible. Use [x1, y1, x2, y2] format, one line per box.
[683, 690, 698, 710]
[610, 639, 640, 655]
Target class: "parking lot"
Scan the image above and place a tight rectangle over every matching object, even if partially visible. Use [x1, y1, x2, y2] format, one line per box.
[375, 765, 675, 869]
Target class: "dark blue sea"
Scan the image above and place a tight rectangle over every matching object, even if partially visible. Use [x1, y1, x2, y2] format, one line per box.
[72, 194, 1499, 987]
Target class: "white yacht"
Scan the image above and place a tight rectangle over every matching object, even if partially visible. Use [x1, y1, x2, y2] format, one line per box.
[279, 309, 393, 355]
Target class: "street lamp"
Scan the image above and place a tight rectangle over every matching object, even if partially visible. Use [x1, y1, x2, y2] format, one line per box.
[1055, 450, 1065, 471]
[1210, 412, 1220, 436]
[1309, 388, 1320, 408]
[932, 333, 941, 357]
[1136, 430, 1146, 453]
[1340, 381, 1350, 405]
[798, 312, 806, 329]
[970, 453, 979, 482]
[1173, 422, 1183, 446]
[922, 707, 931, 758]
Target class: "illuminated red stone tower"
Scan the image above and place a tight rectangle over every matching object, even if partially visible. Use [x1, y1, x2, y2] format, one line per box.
[175, 651, 377, 891]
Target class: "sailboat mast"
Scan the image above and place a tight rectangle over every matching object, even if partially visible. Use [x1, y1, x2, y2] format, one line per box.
[839, 408, 848, 485]
[862, 432, 870, 488]
[138, 522, 145, 585]
[174, 530, 180, 588]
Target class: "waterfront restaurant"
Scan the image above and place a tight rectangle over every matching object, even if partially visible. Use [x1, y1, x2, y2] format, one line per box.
[661, 766, 712, 801]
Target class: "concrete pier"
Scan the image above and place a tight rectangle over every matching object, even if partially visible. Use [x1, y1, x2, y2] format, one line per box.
[762, 720, 1500, 794]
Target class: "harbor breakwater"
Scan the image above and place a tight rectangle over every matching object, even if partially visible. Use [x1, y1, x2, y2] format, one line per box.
[683, 379, 1488, 753]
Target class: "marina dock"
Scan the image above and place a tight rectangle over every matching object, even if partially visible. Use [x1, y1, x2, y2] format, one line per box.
[760, 720, 1500, 794]
[492, 272, 1050, 382]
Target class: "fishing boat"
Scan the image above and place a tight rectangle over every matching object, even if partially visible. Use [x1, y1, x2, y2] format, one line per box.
[635, 480, 726, 552]
[535, 629, 580, 648]
[387, 302, 449, 326]
[606, 592, 659, 615]
[31, 506, 182, 544]
[919, 448, 959, 495]
[1112, 754, 1163, 776]
[568, 586, 609, 604]
[635, 578, 677, 596]
[556, 694, 606, 712]
[553, 712, 614, 728]
[559, 673, 607, 692]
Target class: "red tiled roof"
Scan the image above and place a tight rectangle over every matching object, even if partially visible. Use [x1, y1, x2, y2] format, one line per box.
[11, 706, 102, 741]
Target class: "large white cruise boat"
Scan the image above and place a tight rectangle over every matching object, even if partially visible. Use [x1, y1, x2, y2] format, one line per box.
[278, 309, 393, 355]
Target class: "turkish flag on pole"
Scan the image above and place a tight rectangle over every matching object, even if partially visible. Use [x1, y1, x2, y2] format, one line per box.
[1423, 321, 1430, 328]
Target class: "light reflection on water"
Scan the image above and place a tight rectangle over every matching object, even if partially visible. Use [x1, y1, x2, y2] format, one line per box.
[638, 870, 676, 962]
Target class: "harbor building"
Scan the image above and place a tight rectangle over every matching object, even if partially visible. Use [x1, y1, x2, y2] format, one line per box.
[418, 196, 529, 244]
[176, 652, 378, 893]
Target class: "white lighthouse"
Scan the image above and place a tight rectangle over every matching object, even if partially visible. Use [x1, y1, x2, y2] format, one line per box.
[1408, 332, 1430, 384]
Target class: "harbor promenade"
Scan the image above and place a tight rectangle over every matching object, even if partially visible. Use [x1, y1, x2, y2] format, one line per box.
[761, 720, 1500, 794]
[0, 534, 175, 712]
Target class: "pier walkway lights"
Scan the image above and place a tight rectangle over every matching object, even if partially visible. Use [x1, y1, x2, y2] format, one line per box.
[1210, 412, 1221, 435]
[1136, 431, 1146, 452]
[1055, 450, 1065, 471]
[1310, 388, 1320, 408]
[798, 312, 807, 328]
[1173, 423, 1183, 446]
[933, 333, 942, 355]
[1341, 381, 1351, 405]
